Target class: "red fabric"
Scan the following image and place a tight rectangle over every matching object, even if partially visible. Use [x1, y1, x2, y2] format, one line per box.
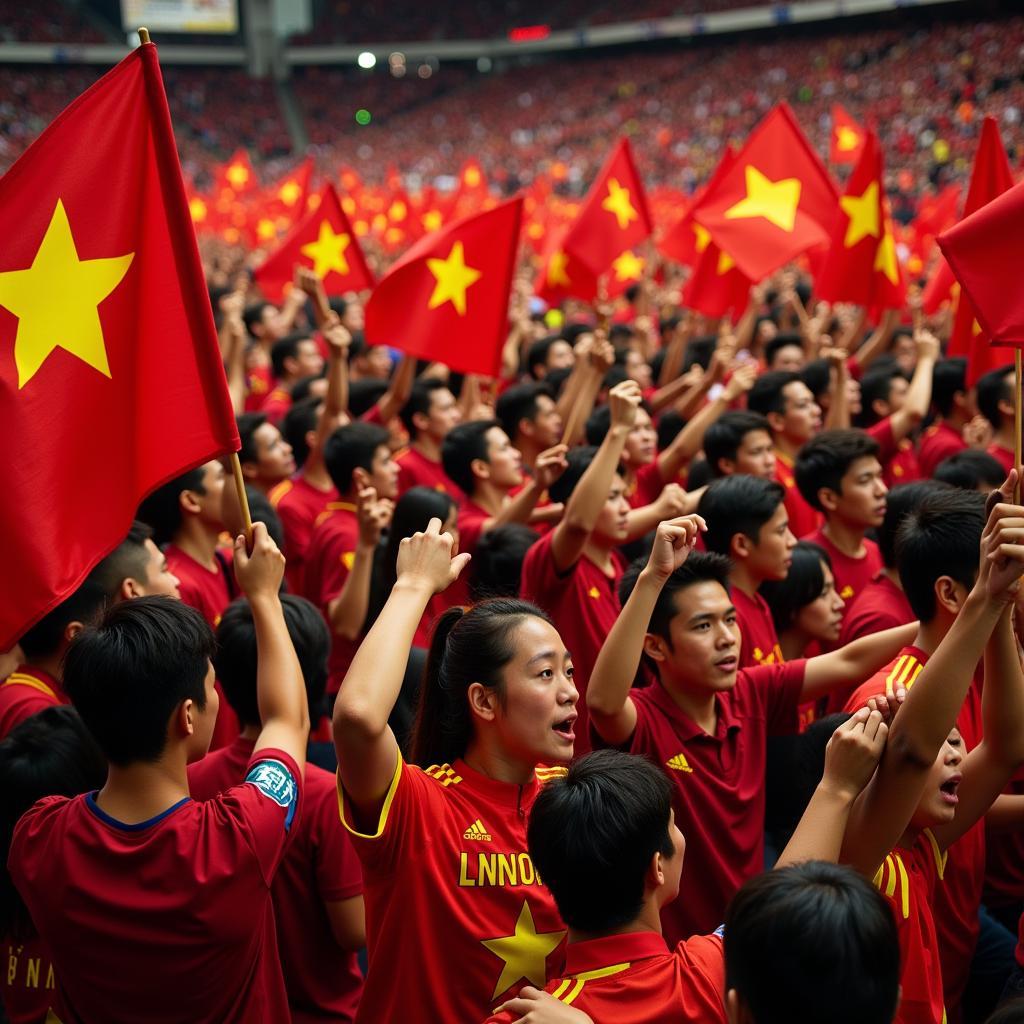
[600, 662, 805, 942]
[9, 748, 302, 1024]
[535, 225, 598, 305]
[0, 45, 239, 651]
[802, 529, 883, 611]
[659, 146, 735, 268]
[690, 102, 839, 281]
[839, 573, 914, 644]
[253, 183, 374, 304]
[681, 237, 752, 320]
[338, 758, 567, 1024]
[260, 157, 313, 229]
[365, 199, 522, 377]
[260, 387, 292, 425]
[520, 532, 627, 756]
[0, 666, 65, 741]
[483, 931, 727, 1024]
[627, 461, 667, 510]
[986, 771, 1024, 910]
[774, 455, 820, 540]
[987, 443, 1015, 476]
[189, 737, 364, 1024]
[0, 931, 56, 1024]
[456, 498, 496, 558]
[917, 421, 966, 479]
[268, 473, 338, 595]
[395, 446, 464, 501]
[245, 364, 273, 411]
[886, 440, 921, 487]
[829, 102, 866, 164]
[732, 588, 783, 670]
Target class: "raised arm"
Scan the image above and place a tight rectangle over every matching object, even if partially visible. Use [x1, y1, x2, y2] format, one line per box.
[885, 327, 939, 443]
[374, 355, 416, 425]
[479, 444, 568, 534]
[850, 308, 900, 374]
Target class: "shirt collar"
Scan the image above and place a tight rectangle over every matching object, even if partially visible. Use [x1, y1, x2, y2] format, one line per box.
[8, 664, 63, 700]
[564, 932, 668, 976]
[645, 681, 741, 742]
[451, 758, 540, 809]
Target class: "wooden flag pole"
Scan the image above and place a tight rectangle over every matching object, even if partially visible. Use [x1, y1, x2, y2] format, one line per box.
[138, 26, 150, 44]
[230, 452, 254, 542]
[1016, 349, 1022, 504]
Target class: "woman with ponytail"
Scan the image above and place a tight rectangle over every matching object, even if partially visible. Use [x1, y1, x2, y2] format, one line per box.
[333, 518, 577, 1024]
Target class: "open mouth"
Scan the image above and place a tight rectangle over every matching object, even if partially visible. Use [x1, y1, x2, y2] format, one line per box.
[715, 656, 738, 672]
[940, 775, 961, 805]
[552, 715, 577, 742]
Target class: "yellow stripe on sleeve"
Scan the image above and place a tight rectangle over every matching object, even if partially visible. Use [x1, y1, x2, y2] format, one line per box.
[895, 856, 911, 919]
[561, 980, 586, 1005]
[337, 751, 403, 840]
[551, 980, 573, 1000]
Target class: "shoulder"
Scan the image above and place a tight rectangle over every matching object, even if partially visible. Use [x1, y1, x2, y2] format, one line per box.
[10, 795, 75, 862]
[268, 479, 294, 508]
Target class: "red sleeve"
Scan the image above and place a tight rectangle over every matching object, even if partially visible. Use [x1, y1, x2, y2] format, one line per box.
[740, 659, 807, 734]
[520, 531, 572, 603]
[458, 506, 490, 556]
[308, 771, 363, 902]
[673, 933, 727, 1016]
[360, 403, 384, 425]
[314, 529, 353, 607]
[866, 417, 897, 462]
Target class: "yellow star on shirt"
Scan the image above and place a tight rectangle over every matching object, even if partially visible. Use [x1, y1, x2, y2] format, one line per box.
[0, 199, 134, 389]
[427, 241, 481, 316]
[602, 177, 639, 230]
[612, 250, 645, 282]
[481, 901, 566, 999]
[724, 166, 802, 232]
[300, 221, 351, 279]
[836, 126, 861, 152]
[839, 181, 881, 249]
[873, 226, 900, 285]
[547, 250, 571, 288]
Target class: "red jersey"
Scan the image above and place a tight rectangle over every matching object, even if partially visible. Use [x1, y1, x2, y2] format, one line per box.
[1, 932, 56, 1024]
[339, 757, 567, 1023]
[732, 587, 783, 669]
[840, 573, 914, 645]
[261, 387, 292, 425]
[483, 931, 727, 1024]
[599, 661, 805, 942]
[395, 446, 464, 501]
[774, 453, 820, 540]
[457, 498, 494, 557]
[802, 529, 883, 610]
[0, 666, 65, 741]
[986, 768, 1024, 913]
[303, 502, 360, 693]
[918, 421, 966, 479]
[627, 461, 665, 510]
[867, 418, 921, 488]
[268, 473, 338, 595]
[520, 532, 627, 756]
[988, 442, 1015, 476]
[245, 364, 273, 411]
[9, 748, 302, 1024]
[189, 737, 363, 1024]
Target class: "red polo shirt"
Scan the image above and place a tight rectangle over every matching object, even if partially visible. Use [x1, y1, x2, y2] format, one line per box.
[395, 446, 464, 501]
[598, 660, 805, 942]
[839, 573, 914, 645]
[458, 498, 495, 557]
[801, 529, 883, 611]
[988, 442, 1015, 476]
[732, 587, 783, 669]
[261, 387, 292, 425]
[918, 421, 966, 479]
[0, 666, 65, 741]
[627, 462, 666, 510]
[268, 474, 338, 595]
[774, 453, 820, 540]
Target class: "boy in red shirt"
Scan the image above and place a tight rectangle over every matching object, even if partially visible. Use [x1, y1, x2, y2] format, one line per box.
[395, 379, 464, 499]
[796, 429, 887, 612]
[586, 516, 914, 942]
[190, 594, 364, 1024]
[703, 411, 777, 481]
[976, 366, 1018, 475]
[9, 523, 311, 1024]
[699, 475, 795, 669]
[917, 357, 972, 478]
[495, 381, 564, 476]
[263, 332, 325, 424]
[237, 412, 297, 497]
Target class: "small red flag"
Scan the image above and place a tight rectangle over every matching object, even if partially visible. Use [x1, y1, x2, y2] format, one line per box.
[214, 148, 258, 199]
[0, 44, 239, 650]
[921, 257, 957, 315]
[682, 241, 752, 320]
[659, 147, 736, 268]
[563, 138, 653, 278]
[253, 183, 374, 304]
[365, 198, 522, 377]
[535, 228, 598, 305]
[691, 103, 839, 282]
[830, 104, 866, 165]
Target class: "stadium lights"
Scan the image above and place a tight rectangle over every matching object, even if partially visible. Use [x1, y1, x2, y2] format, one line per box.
[357, 52, 376, 69]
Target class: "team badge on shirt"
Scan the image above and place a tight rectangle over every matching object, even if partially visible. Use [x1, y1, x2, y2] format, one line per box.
[246, 759, 298, 828]
[463, 819, 493, 842]
[666, 753, 694, 773]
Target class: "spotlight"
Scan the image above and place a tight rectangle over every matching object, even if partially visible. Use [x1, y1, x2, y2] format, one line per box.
[357, 52, 376, 69]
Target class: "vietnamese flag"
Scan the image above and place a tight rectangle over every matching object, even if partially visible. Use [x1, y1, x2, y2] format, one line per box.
[563, 138, 653, 278]
[264, 156, 313, 224]
[816, 130, 905, 309]
[691, 103, 839, 282]
[535, 227, 598, 305]
[830, 104, 866, 165]
[214, 148, 258, 199]
[365, 198, 522, 377]
[683, 241, 752, 320]
[922, 257, 957, 314]
[0, 42, 239, 650]
[604, 250, 647, 300]
[253, 183, 374, 303]
[660, 146, 736, 268]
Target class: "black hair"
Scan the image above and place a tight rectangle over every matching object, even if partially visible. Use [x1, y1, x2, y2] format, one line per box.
[215, 594, 329, 728]
[931, 358, 968, 419]
[584, 398, 653, 449]
[136, 466, 207, 547]
[347, 379, 388, 418]
[86, 521, 156, 604]
[291, 374, 325, 405]
[282, 395, 322, 469]
[469, 524, 540, 602]
[323, 421, 390, 494]
[527, 749, 675, 932]
[857, 366, 907, 428]
[764, 332, 804, 369]
[895, 488, 986, 622]
[400, 378, 452, 436]
[877, 480, 951, 568]
[243, 301, 272, 339]
[409, 599, 552, 767]
[527, 335, 569, 378]
[799, 358, 831, 404]
[602, 365, 630, 392]
[976, 366, 1015, 429]
[985, 1000, 1024, 1024]
[683, 335, 716, 372]
[237, 412, 269, 465]
[547, 446, 624, 507]
[544, 366, 573, 398]
[698, 476, 786, 557]
[495, 382, 554, 442]
[441, 420, 502, 496]
[704, 411, 773, 479]
[0, 707, 106, 939]
[747, 370, 803, 419]
[270, 332, 311, 379]
[794, 429, 881, 511]
[934, 449, 1006, 493]
[725, 861, 900, 1024]
[18, 576, 109, 661]
[63, 597, 215, 767]
[657, 410, 686, 454]
[759, 541, 831, 635]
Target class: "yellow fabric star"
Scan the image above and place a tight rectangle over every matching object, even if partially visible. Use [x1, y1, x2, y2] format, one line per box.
[717, 250, 736, 275]
[0, 199, 133, 389]
[836, 126, 861, 152]
[300, 221, 351, 279]
[481, 901, 565, 999]
[547, 250, 571, 288]
[602, 177, 639, 230]
[226, 163, 249, 190]
[724, 166, 802, 232]
[839, 181, 881, 248]
[873, 226, 900, 286]
[693, 222, 711, 253]
[612, 250, 645, 282]
[427, 241, 481, 316]
[422, 209, 443, 233]
[278, 180, 302, 206]
[388, 199, 408, 222]
[464, 165, 482, 188]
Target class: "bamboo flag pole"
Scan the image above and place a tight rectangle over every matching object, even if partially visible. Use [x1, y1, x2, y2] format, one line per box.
[138, 26, 150, 44]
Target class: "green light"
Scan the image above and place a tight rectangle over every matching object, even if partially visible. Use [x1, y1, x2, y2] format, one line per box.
[355, 109, 371, 125]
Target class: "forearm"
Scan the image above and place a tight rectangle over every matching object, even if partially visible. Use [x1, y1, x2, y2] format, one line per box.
[376, 355, 416, 423]
[252, 593, 309, 732]
[803, 622, 917, 701]
[563, 425, 628, 533]
[733, 296, 758, 354]
[272, 291, 305, 336]
[901, 354, 937, 425]
[659, 394, 726, 480]
[648, 372, 693, 415]
[324, 352, 349, 420]
[658, 334, 686, 386]
[851, 311, 895, 372]
[824, 367, 850, 430]
[560, 368, 602, 447]
[982, 606, 1024, 764]
[489, 479, 544, 530]
[775, 784, 855, 867]
[674, 380, 711, 421]
[328, 543, 376, 640]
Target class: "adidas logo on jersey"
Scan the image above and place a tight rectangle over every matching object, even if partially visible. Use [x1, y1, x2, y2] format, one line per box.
[464, 819, 493, 842]
[666, 753, 693, 773]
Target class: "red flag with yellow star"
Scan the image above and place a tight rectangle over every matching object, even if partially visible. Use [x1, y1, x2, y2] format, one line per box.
[682, 240, 752, 320]
[691, 103, 839, 282]
[659, 146, 736, 268]
[213, 148, 258, 199]
[253, 183, 374, 303]
[365, 198, 522, 376]
[258, 156, 313, 236]
[829, 104, 866, 165]
[604, 250, 648, 300]
[535, 227, 597, 305]
[562, 138, 653, 278]
[816, 130, 905, 308]
[0, 42, 239, 650]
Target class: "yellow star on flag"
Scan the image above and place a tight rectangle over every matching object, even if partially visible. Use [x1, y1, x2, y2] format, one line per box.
[836, 126, 861, 152]
[226, 163, 249, 190]
[612, 250, 645, 282]
[427, 241, 481, 316]
[0, 199, 133, 389]
[464, 165, 482, 188]
[278, 180, 301, 206]
[693, 222, 711, 253]
[873, 226, 900, 286]
[481, 901, 565, 999]
[547, 250, 571, 288]
[422, 209, 443, 233]
[300, 221, 351, 279]
[601, 177, 639, 231]
[724, 166, 802, 232]
[717, 250, 736, 275]
[257, 218, 277, 242]
[388, 199, 408, 222]
[839, 181, 881, 249]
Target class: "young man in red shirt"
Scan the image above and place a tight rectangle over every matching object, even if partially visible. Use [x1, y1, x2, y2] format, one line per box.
[699, 476, 795, 669]
[395, 379, 464, 499]
[976, 366, 1018, 475]
[495, 382, 564, 477]
[796, 429, 887, 613]
[190, 593, 364, 1024]
[586, 517, 914, 943]
[9, 523, 310, 1023]
[237, 412, 297, 497]
[263, 332, 325, 424]
[703, 411, 777, 482]
[917, 357, 972, 478]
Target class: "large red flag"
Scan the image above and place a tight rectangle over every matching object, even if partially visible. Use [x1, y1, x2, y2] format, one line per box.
[0, 43, 239, 650]
[829, 104, 866, 165]
[659, 147, 736, 268]
[682, 241, 752, 320]
[365, 198, 522, 377]
[253, 183, 374, 303]
[691, 103, 839, 282]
